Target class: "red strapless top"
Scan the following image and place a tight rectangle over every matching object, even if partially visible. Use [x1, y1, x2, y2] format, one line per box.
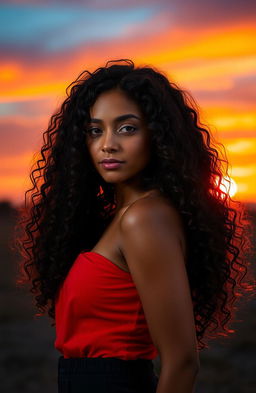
[54, 251, 158, 360]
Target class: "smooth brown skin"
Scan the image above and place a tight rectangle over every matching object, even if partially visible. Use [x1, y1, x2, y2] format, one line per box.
[85, 88, 200, 392]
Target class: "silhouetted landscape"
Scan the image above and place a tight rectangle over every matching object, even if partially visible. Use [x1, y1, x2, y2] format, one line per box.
[0, 200, 255, 393]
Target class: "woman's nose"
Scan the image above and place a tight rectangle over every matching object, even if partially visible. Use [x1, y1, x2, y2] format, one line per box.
[101, 130, 119, 151]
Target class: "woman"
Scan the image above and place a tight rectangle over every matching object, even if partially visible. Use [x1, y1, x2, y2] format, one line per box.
[15, 59, 253, 393]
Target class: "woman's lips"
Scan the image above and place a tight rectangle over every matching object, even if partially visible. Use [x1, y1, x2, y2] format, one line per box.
[101, 162, 124, 169]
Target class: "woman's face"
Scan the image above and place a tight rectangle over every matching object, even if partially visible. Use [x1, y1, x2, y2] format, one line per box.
[85, 88, 152, 187]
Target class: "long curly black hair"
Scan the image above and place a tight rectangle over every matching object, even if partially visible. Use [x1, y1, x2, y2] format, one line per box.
[14, 59, 254, 351]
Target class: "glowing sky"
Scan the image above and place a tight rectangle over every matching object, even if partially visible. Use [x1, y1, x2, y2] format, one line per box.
[0, 0, 255, 206]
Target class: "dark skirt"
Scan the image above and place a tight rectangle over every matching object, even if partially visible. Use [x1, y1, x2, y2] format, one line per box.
[58, 355, 159, 393]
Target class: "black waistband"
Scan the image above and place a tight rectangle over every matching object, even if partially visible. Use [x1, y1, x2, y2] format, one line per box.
[58, 356, 154, 376]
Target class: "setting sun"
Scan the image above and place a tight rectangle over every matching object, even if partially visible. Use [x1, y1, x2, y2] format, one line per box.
[218, 176, 238, 198]
[223, 177, 237, 197]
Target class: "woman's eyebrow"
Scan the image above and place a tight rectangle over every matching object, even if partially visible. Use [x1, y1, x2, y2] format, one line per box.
[89, 114, 141, 123]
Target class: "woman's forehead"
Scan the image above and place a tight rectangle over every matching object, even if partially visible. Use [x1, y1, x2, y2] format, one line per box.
[89, 88, 142, 119]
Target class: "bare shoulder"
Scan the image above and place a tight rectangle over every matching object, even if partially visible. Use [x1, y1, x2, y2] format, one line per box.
[119, 194, 186, 259]
[121, 194, 181, 225]
[118, 194, 198, 363]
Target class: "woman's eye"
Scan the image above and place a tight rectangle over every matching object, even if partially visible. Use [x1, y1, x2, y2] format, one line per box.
[86, 127, 101, 136]
[119, 125, 137, 133]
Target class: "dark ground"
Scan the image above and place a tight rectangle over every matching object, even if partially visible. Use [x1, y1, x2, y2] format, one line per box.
[0, 201, 255, 393]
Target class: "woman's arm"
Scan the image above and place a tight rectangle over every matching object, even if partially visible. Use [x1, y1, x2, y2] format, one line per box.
[119, 197, 200, 393]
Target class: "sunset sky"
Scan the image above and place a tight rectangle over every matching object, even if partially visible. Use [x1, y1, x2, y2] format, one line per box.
[0, 0, 255, 206]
